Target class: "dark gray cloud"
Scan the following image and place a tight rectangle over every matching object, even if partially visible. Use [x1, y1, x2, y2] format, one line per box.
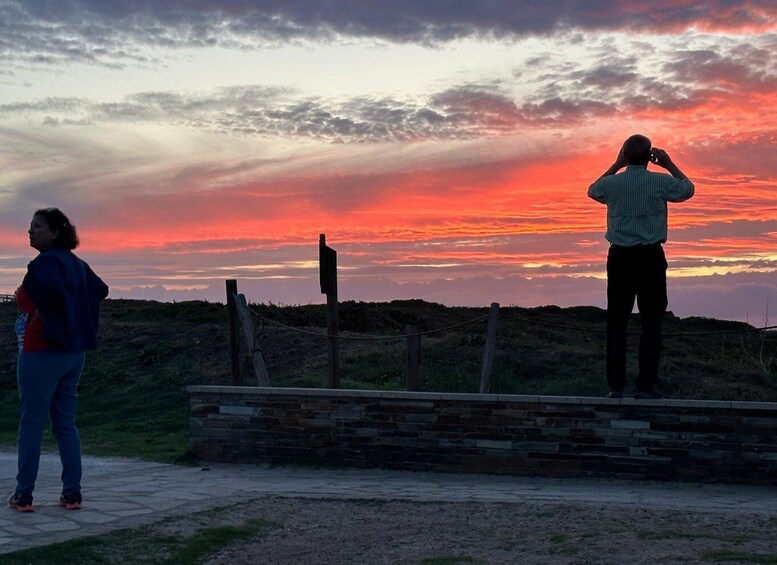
[0, 83, 530, 141]
[518, 97, 615, 125]
[0, 81, 648, 140]
[518, 35, 777, 119]
[670, 272, 777, 324]
[684, 133, 777, 179]
[677, 220, 777, 243]
[0, 71, 771, 144]
[2, 1, 775, 69]
[664, 48, 777, 92]
[580, 69, 638, 89]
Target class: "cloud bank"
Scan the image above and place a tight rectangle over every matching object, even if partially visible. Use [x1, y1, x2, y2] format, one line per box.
[2, 1, 776, 72]
[0, 0, 775, 324]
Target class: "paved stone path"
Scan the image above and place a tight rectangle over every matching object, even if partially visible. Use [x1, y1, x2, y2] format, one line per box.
[2, 450, 777, 555]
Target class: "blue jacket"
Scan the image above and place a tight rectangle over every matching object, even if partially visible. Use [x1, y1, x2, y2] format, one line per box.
[22, 248, 109, 352]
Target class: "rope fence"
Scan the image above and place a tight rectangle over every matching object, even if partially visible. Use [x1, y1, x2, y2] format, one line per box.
[501, 313, 777, 337]
[233, 297, 776, 393]
[253, 305, 490, 341]
[252, 306, 777, 342]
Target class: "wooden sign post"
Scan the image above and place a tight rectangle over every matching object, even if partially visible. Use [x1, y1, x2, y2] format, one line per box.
[479, 302, 500, 393]
[405, 325, 421, 391]
[226, 279, 241, 385]
[234, 293, 271, 387]
[319, 234, 340, 388]
[225, 279, 271, 386]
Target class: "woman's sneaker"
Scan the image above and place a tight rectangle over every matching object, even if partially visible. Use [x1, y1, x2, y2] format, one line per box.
[59, 492, 82, 510]
[9, 493, 34, 512]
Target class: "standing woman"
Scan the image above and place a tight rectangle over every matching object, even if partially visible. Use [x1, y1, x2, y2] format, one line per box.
[9, 208, 108, 512]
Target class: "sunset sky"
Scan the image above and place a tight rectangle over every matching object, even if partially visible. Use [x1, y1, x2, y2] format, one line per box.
[1, 1, 775, 323]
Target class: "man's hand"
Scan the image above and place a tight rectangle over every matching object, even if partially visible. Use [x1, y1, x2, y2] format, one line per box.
[650, 147, 689, 180]
[650, 147, 672, 168]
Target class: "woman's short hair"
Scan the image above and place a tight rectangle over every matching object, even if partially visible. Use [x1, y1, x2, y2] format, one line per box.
[34, 208, 80, 250]
[622, 134, 652, 165]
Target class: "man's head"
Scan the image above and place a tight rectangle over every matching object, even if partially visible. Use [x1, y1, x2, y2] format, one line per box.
[622, 134, 652, 166]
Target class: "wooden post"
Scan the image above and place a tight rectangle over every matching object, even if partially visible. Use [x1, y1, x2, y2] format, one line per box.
[235, 294, 271, 386]
[479, 302, 500, 394]
[405, 324, 421, 391]
[226, 279, 241, 385]
[319, 234, 340, 389]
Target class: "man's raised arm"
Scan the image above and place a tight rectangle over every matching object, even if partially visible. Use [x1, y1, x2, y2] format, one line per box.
[594, 148, 628, 182]
[588, 147, 627, 202]
[650, 147, 689, 180]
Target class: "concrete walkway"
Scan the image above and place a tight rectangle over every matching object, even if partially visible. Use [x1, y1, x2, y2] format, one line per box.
[2, 450, 777, 555]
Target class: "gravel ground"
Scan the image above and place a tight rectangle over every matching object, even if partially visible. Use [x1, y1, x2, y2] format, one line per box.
[197, 496, 777, 564]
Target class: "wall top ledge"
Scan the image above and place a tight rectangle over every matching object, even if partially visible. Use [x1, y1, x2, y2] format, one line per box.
[186, 386, 777, 411]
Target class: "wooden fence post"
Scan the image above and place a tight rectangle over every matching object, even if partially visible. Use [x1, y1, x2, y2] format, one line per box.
[479, 302, 500, 393]
[319, 234, 340, 389]
[234, 294, 271, 387]
[226, 279, 241, 385]
[405, 324, 421, 391]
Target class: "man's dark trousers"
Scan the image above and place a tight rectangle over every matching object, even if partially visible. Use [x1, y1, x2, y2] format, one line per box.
[606, 243, 668, 393]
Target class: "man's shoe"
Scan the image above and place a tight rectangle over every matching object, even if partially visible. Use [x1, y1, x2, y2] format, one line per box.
[9, 493, 33, 512]
[634, 389, 664, 399]
[59, 492, 82, 510]
[607, 390, 624, 399]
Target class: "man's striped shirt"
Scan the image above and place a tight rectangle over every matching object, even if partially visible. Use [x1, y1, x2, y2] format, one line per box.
[587, 165, 694, 246]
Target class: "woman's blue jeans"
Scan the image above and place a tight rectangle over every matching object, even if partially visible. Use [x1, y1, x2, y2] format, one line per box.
[15, 350, 85, 498]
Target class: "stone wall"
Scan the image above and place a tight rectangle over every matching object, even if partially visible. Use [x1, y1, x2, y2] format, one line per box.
[188, 386, 777, 485]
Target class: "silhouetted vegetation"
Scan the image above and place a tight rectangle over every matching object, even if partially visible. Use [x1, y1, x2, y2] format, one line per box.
[0, 299, 775, 462]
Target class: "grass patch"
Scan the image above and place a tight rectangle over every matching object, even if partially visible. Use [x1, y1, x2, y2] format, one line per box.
[638, 530, 751, 543]
[638, 529, 706, 540]
[420, 556, 485, 565]
[496, 536, 527, 550]
[702, 550, 777, 564]
[0, 515, 277, 565]
[548, 533, 581, 556]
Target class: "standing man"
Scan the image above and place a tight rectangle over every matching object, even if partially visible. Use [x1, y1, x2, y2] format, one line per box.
[588, 134, 694, 399]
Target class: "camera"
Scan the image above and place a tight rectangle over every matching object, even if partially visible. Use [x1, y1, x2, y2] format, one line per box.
[649, 150, 658, 163]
